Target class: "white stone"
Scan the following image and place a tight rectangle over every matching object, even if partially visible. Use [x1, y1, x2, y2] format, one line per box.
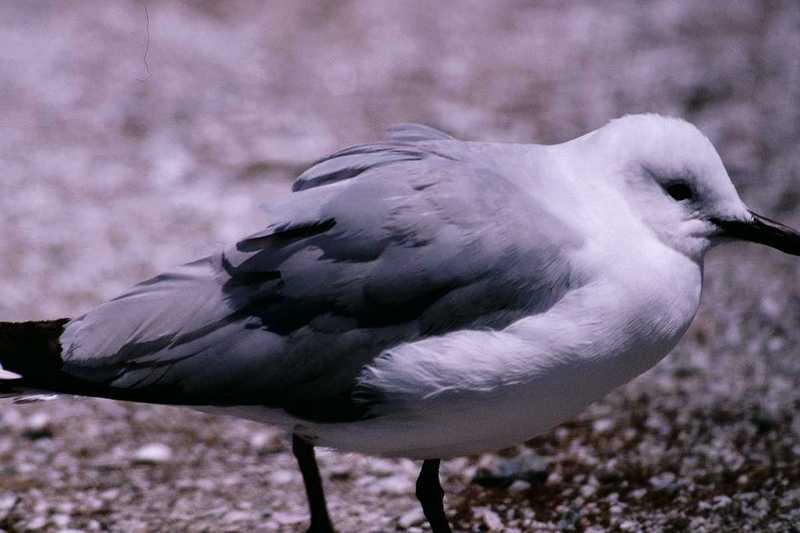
[133, 443, 173, 464]
[397, 508, 425, 528]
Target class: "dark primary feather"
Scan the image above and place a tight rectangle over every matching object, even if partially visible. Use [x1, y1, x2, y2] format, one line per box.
[0, 320, 68, 377]
[56, 127, 580, 422]
[0, 320, 68, 398]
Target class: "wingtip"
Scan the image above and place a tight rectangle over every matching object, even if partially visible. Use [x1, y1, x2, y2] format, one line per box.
[0, 368, 22, 380]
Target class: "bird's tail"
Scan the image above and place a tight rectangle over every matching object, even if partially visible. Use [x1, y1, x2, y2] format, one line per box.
[0, 319, 69, 401]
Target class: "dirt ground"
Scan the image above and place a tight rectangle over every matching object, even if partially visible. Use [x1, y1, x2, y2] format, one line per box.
[1, 1, 800, 531]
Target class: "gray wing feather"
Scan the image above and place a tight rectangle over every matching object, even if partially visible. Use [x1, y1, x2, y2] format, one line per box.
[384, 123, 455, 143]
[292, 123, 455, 192]
[61, 140, 580, 422]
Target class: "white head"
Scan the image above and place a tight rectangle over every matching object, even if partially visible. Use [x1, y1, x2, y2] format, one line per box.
[580, 114, 800, 261]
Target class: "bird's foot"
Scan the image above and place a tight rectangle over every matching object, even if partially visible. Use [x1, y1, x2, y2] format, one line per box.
[305, 522, 336, 533]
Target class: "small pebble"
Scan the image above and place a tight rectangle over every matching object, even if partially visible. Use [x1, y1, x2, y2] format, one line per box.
[223, 510, 257, 523]
[592, 418, 615, 434]
[26, 517, 48, 530]
[133, 443, 173, 464]
[398, 508, 425, 528]
[473, 507, 503, 531]
[509, 480, 531, 492]
[272, 511, 306, 525]
[269, 469, 295, 485]
[371, 474, 413, 495]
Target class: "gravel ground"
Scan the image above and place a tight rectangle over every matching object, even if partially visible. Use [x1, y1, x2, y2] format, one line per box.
[1, 2, 800, 531]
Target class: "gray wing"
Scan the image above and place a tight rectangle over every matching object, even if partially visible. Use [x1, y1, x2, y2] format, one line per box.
[60, 137, 579, 422]
[292, 123, 455, 192]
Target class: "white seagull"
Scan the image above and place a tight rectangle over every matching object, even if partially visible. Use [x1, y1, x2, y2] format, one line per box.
[1, 114, 799, 532]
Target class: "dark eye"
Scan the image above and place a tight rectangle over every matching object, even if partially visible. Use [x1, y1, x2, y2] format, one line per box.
[665, 182, 694, 201]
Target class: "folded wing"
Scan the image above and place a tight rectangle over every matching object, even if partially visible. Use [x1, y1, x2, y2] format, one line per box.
[59, 129, 580, 422]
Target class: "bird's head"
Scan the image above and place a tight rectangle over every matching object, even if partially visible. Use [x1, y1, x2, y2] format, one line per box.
[580, 114, 800, 262]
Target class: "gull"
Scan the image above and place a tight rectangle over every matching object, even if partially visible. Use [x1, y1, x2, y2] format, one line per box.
[2, 114, 799, 532]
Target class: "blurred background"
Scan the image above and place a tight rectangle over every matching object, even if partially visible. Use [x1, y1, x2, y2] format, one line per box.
[1, 1, 799, 531]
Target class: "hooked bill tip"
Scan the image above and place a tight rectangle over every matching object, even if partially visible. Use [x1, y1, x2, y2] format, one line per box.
[714, 210, 800, 256]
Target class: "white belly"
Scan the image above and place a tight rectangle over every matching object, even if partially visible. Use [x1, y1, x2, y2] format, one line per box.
[308, 347, 667, 458]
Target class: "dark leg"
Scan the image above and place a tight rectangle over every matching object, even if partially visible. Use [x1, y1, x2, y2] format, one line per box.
[292, 434, 336, 533]
[416, 459, 452, 533]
